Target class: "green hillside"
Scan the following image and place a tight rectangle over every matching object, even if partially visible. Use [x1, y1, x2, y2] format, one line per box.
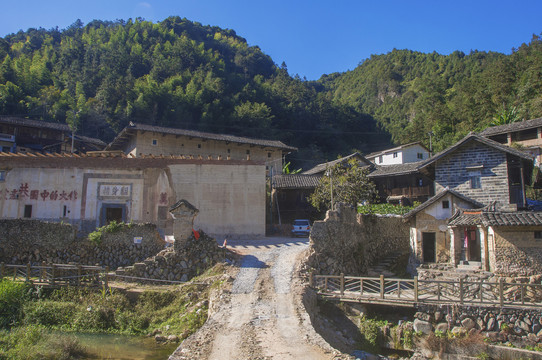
[322, 35, 542, 152]
[0, 17, 380, 168]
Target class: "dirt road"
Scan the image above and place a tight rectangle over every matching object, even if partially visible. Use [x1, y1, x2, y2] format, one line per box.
[169, 237, 346, 360]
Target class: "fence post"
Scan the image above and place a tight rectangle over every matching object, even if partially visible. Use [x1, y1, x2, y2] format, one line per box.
[77, 265, 82, 287]
[380, 275, 385, 299]
[12, 266, 16, 281]
[340, 273, 345, 295]
[459, 278, 464, 304]
[499, 278, 504, 307]
[480, 280, 483, 303]
[26, 263, 31, 282]
[521, 284, 525, 305]
[309, 272, 313, 287]
[0, 262, 4, 279]
[104, 267, 109, 288]
[40, 261, 45, 282]
[51, 264, 56, 286]
[414, 277, 418, 302]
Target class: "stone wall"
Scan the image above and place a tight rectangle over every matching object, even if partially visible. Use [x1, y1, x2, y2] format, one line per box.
[116, 230, 227, 282]
[307, 204, 410, 275]
[0, 219, 164, 269]
[492, 226, 542, 276]
[434, 142, 510, 207]
[414, 304, 542, 348]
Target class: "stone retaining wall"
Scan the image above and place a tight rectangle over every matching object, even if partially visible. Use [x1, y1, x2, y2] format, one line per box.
[307, 204, 410, 275]
[0, 219, 164, 269]
[414, 304, 542, 348]
[116, 230, 227, 282]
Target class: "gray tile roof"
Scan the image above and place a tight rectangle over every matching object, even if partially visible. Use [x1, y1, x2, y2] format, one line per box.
[0, 116, 70, 131]
[272, 174, 321, 189]
[419, 134, 533, 170]
[448, 209, 542, 227]
[302, 153, 372, 175]
[367, 161, 424, 178]
[479, 117, 542, 137]
[403, 189, 483, 219]
[106, 122, 297, 152]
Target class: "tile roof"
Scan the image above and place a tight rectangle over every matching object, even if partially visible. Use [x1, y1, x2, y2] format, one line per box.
[448, 208, 542, 227]
[302, 153, 372, 175]
[479, 117, 542, 137]
[0, 116, 70, 131]
[272, 174, 321, 189]
[367, 161, 424, 178]
[365, 141, 429, 159]
[403, 189, 483, 219]
[106, 122, 297, 152]
[419, 134, 533, 170]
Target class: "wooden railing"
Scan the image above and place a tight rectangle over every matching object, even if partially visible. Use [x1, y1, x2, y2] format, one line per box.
[310, 273, 542, 308]
[0, 262, 109, 288]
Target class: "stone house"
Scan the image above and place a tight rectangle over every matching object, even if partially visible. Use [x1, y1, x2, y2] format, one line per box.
[365, 141, 430, 166]
[0, 151, 266, 239]
[403, 189, 483, 265]
[418, 134, 534, 210]
[105, 122, 296, 175]
[479, 117, 542, 166]
[448, 205, 542, 275]
[0, 116, 106, 153]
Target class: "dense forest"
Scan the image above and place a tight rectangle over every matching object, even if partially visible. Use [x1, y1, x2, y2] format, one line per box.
[0, 16, 542, 163]
[322, 35, 542, 152]
[0, 17, 379, 168]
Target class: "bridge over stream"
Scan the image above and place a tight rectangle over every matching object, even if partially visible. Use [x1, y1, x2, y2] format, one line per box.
[311, 273, 542, 309]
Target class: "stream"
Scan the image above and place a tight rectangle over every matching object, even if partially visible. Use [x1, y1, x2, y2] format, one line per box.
[66, 333, 178, 360]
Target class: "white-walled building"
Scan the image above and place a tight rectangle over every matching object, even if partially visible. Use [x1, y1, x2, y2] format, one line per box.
[366, 142, 430, 166]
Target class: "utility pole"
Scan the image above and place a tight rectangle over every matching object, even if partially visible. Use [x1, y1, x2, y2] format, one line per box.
[428, 131, 434, 157]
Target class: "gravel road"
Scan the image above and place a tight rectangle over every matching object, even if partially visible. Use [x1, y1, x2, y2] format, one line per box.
[170, 237, 345, 360]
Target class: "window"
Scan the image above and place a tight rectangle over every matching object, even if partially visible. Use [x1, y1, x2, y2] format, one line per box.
[246, 150, 250, 155]
[0, 170, 5, 181]
[63, 205, 67, 217]
[24, 205, 32, 218]
[442, 200, 450, 209]
[471, 175, 481, 189]
[393, 152, 398, 158]
[417, 153, 424, 159]
[227, 149, 231, 154]
[197, 144, 201, 149]
[535, 231, 542, 240]
[378, 156, 383, 163]
[417, 178, 423, 187]
[152, 139, 157, 146]
[268, 152, 271, 158]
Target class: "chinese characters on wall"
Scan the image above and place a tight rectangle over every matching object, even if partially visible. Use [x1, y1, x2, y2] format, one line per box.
[3, 183, 78, 201]
[99, 184, 131, 197]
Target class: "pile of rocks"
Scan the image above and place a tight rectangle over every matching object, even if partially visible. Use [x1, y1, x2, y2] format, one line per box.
[116, 230, 227, 282]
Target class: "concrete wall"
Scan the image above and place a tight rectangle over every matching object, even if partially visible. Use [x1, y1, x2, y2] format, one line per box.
[307, 204, 410, 275]
[434, 142, 510, 206]
[373, 144, 428, 165]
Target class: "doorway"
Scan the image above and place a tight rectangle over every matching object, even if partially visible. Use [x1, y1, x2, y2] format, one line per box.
[465, 227, 481, 262]
[422, 232, 436, 263]
[101, 204, 126, 226]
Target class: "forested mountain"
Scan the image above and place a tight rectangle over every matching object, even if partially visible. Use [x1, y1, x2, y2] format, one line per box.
[0, 17, 379, 168]
[1, 16, 542, 163]
[322, 35, 542, 152]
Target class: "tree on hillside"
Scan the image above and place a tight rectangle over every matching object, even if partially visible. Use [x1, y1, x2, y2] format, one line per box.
[309, 158, 376, 211]
[490, 105, 521, 126]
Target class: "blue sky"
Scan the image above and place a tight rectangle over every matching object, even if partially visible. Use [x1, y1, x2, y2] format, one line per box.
[1, 1, 541, 80]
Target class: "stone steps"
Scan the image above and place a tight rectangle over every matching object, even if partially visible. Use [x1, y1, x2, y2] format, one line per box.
[366, 252, 402, 277]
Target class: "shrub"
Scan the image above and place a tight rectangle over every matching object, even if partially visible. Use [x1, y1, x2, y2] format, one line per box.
[23, 301, 77, 327]
[0, 280, 31, 328]
[88, 220, 125, 245]
[358, 202, 420, 215]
